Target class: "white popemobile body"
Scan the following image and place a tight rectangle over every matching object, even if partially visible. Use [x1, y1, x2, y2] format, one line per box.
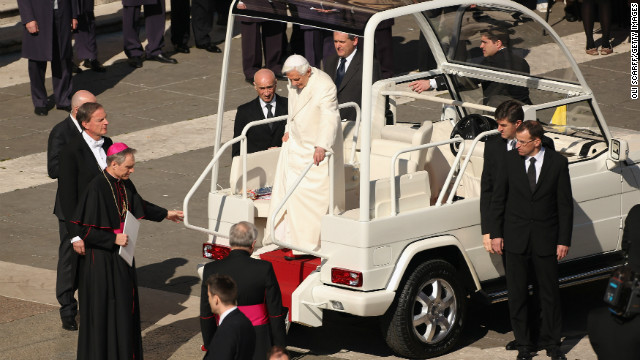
[183, 1, 640, 357]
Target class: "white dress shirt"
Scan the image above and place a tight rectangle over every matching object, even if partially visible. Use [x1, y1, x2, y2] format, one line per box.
[336, 48, 357, 74]
[259, 98, 277, 119]
[525, 146, 545, 184]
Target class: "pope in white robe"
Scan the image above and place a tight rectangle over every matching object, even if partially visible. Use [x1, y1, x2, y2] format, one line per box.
[265, 55, 345, 255]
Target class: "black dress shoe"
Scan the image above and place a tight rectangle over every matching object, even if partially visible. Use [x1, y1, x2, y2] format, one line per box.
[34, 107, 48, 116]
[565, 11, 578, 22]
[61, 316, 78, 331]
[547, 348, 567, 360]
[196, 43, 222, 53]
[83, 59, 106, 72]
[174, 44, 190, 54]
[505, 339, 518, 351]
[71, 63, 83, 74]
[56, 105, 71, 112]
[128, 56, 143, 68]
[148, 53, 178, 64]
[516, 350, 532, 360]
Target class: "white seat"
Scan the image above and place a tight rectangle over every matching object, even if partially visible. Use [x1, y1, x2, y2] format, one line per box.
[369, 171, 431, 218]
[370, 121, 433, 180]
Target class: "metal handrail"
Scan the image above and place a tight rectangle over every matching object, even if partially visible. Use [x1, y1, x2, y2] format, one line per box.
[447, 129, 500, 204]
[337, 102, 361, 165]
[388, 138, 465, 216]
[381, 90, 496, 113]
[183, 136, 245, 238]
[269, 152, 334, 259]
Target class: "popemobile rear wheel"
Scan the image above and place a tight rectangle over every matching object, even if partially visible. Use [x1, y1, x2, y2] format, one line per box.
[381, 260, 467, 358]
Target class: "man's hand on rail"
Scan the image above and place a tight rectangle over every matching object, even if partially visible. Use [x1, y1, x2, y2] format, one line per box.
[313, 147, 326, 165]
[409, 79, 432, 94]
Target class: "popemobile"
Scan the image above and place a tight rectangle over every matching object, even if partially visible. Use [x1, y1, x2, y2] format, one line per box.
[183, 1, 640, 357]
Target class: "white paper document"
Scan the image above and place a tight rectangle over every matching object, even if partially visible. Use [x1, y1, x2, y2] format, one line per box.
[119, 211, 140, 267]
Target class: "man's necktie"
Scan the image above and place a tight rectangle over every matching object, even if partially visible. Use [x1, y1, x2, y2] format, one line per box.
[527, 157, 537, 192]
[509, 139, 516, 150]
[266, 104, 274, 130]
[335, 58, 346, 87]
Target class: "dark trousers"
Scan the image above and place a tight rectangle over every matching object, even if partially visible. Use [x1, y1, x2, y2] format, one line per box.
[74, 11, 98, 60]
[374, 26, 393, 79]
[241, 21, 285, 79]
[27, 11, 72, 108]
[506, 249, 562, 351]
[170, 0, 190, 46]
[191, 0, 214, 47]
[56, 220, 79, 319]
[122, 0, 166, 58]
[302, 28, 333, 68]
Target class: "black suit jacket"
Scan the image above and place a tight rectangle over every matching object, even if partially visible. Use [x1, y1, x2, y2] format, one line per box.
[204, 308, 256, 360]
[232, 95, 287, 157]
[480, 134, 555, 234]
[48, 116, 81, 179]
[324, 49, 381, 122]
[200, 250, 286, 360]
[57, 134, 112, 225]
[489, 147, 573, 256]
[48, 116, 83, 220]
[480, 49, 531, 106]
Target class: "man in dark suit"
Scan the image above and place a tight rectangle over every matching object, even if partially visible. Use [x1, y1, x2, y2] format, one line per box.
[122, 0, 177, 68]
[190, 0, 222, 54]
[200, 222, 286, 360]
[18, 0, 77, 116]
[47, 90, 97, 330]
[58, 102, 112, 331]
[74, 0, 105, 72]
[232, 69, 287, 157]
[204, 274, 256, 360]
[409, 29, 531, 107]
[324, 32, 381, 122]
[490, 120, 573, 360]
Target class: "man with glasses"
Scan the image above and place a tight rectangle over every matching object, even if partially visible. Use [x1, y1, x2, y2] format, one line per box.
[489, 120, 573, 360]
[232, 69, 287, 157]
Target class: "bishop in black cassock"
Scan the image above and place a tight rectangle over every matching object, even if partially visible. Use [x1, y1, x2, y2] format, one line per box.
[70, 143, 183, 360]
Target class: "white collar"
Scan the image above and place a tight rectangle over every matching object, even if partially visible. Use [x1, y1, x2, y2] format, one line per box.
[82, 131, 104, 148]
[259, 96, 276, 108]
[70, 115, 82, 133]
[526, 146, 545, 163]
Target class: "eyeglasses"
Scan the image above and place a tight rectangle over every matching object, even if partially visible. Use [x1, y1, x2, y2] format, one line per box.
[516, 139, 535, 146]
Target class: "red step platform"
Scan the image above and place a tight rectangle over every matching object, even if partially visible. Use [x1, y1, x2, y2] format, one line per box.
[260, 249, 321, 313]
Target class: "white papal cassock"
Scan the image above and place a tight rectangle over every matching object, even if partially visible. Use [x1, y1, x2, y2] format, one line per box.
[265, 67, 345, 253]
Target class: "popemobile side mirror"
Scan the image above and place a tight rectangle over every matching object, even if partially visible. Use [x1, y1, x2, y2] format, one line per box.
[609, 138, 629, 162]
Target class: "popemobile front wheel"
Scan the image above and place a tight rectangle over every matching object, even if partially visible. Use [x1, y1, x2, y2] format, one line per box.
[381, 260, 467, 358]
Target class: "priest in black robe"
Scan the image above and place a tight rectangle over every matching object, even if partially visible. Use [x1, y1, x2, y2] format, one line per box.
[70, 142, 183, 360]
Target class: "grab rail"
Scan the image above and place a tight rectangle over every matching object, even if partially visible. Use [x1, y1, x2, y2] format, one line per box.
[183, 136, 245, 238]
[269, 152, 334, 259]
[381, 90, 495, 113]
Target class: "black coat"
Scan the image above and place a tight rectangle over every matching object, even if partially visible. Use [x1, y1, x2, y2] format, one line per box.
[324, 49, 381, 122]
[232, 95, 287, 157]
[18, 0, 76, 61]
[480, 49, 531, 106]
[57, 134, 112, 224]
[480, 134, 555, 235]
[48, 116, 81, 179]
[204, 308, 256, 360]
[200, 250, 286, 360]
[489, 147, 573, 256]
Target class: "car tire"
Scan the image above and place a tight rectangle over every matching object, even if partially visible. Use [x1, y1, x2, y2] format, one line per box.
[381, 259, 467, 358]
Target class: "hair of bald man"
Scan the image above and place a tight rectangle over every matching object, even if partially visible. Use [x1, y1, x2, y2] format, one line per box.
[229, 221, 258, 248]
[254, 68, 276, 83]
[282, 54, 310, 75]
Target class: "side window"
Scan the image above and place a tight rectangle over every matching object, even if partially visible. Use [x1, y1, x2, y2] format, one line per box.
[537, 100, 607, 163]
